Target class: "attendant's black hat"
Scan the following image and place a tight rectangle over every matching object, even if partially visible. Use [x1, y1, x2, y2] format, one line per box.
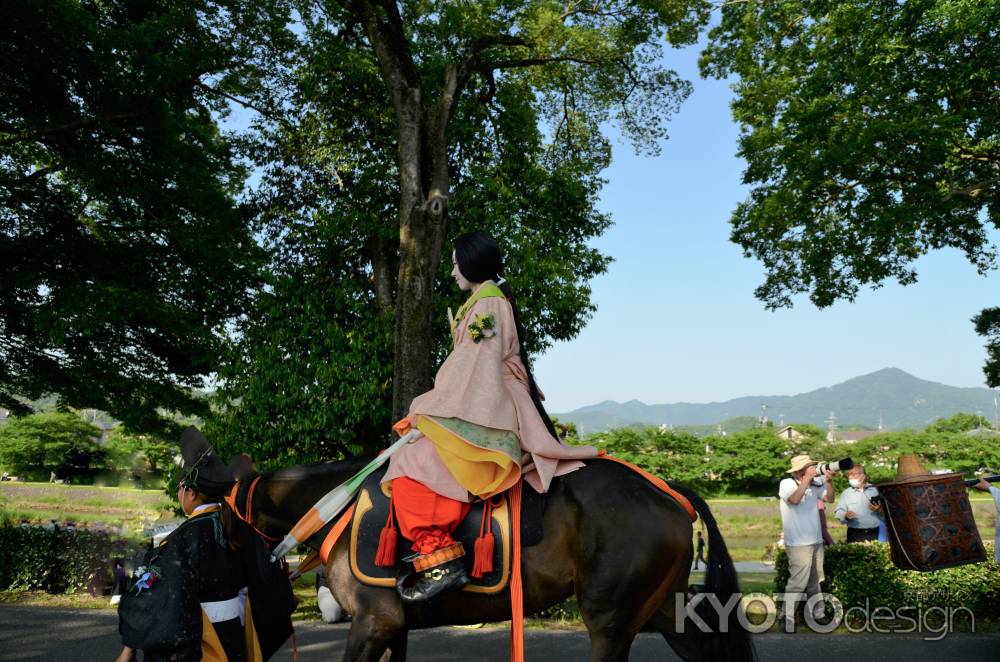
[179, 427, 235, 498]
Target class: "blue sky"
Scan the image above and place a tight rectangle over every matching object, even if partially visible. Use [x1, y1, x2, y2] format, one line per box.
[222, 32, 999, 416]
[533, 39, 1000, 414]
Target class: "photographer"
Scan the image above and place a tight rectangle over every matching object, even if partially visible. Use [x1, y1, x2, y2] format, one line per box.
[834, 464, 882, 542]
[778, 455, 834, 629]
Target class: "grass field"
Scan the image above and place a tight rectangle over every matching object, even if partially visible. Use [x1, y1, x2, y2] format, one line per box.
[0, 482, 173, 533]
[2, 482, 996, 561]
[707, 495, 998, 563]
[2, 482, 997, 623]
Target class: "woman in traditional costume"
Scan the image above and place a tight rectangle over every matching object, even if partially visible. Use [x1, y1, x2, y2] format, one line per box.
[383, 232, 598, 602]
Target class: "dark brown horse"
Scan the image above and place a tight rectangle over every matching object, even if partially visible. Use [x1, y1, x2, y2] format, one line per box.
[248, 458, 756, 662]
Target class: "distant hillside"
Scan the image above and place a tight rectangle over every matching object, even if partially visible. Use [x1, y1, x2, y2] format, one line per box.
[556, 368, 998, 435]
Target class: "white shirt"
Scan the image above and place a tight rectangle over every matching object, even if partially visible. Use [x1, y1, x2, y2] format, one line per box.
[779, 477, 824, 546]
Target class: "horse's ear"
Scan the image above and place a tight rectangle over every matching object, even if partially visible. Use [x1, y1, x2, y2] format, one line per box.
[228, 453, 257, 481]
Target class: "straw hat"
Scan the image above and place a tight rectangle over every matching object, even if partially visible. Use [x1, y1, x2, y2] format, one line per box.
[893, 454, 933, 483]
[787, 454, 817, 474]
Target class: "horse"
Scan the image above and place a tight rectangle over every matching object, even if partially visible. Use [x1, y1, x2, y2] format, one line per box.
[248, 458, 757, 662]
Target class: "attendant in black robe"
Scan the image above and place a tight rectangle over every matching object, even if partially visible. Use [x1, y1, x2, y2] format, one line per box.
[117, 427, 292, 662]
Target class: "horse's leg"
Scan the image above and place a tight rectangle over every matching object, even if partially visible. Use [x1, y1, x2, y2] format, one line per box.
[562, 468, 694, 662]
[326, 540, 407, 662]
[646, 586, 701, 662]
[342, 615, 397, 662]
[383, 629, 408, 662]
[641, 540, 700, 662]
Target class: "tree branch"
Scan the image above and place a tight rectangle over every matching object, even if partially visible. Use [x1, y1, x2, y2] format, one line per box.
[0, 114, 142, 147]
[481, 55, 602, 71]
[21, 164, 64, 183]
[195, 82, 287, 124]
[561, 3, 629, 22]
[469, 34, 527, 51]
[943, 176, 1000, 200]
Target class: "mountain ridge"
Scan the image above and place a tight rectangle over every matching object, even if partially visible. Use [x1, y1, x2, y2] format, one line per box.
[555, 368, 998, 435]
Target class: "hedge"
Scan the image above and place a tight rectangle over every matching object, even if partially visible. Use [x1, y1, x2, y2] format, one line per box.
[0, 523, 147, 595]
[773, 542, 1000, 621]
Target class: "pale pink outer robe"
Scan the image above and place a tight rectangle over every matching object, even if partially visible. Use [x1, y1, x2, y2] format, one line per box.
[383, 289, 597, 502]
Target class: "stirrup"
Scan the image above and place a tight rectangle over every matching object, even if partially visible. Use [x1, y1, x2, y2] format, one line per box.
[396, 543, 469, 603]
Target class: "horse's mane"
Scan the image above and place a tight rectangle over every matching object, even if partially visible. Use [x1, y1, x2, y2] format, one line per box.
[264, 456, 374, 482]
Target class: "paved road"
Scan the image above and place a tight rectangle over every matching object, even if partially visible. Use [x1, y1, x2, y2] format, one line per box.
[1, 606, 996, 662]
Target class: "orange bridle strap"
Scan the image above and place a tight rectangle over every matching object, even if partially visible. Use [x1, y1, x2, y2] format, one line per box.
[224, 476, 281, 542]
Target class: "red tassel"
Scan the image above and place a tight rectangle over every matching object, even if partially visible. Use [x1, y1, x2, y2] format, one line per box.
[471, 531, 495, 578]
[375, 524, 398, 567]
[374, 490, 398, 567]
[471, 499, 495, 578]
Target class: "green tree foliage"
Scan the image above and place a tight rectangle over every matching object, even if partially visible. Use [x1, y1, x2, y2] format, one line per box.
[585, 422, 998, 493]
[0, 412, 103, 480]
[830, 430, 1000, 483]
[973, 307, 1000, 387]
[209, 1, 711, 463]
[589, 425, 826, 494]
[104, 428, 178, 486]
[589, 427, 715, 491]
[701, 1, 1000, 379]
[712, 428, 803, 494]
[925, 411, 993, 434]
[284, 0, 711, 423]
[1, 1, 293, 430]
[551, 417, 578, 441]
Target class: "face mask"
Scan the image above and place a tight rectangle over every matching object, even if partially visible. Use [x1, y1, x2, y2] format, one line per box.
[849, 478, 862, 488]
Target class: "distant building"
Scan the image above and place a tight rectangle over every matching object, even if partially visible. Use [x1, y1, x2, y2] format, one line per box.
[95, 421, 117, 445]
[828, 430, 879, 444]
[776, 425, 807, 441]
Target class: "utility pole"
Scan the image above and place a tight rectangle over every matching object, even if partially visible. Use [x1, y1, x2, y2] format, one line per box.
[758, 403, 769, 427]
[826, 411, 838, 443]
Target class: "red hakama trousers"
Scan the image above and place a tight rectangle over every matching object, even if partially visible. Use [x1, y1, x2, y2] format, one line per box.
[391, 476, 470, 555]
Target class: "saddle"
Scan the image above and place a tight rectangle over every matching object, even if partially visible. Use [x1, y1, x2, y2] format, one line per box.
[347, 466, 546, 593]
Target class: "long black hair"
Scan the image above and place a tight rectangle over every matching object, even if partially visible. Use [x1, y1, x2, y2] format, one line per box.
[453, 232, 559, 439]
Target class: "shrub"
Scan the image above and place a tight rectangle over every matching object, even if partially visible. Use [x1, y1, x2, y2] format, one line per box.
[0, 521, 146, 594]
[773, 542, 1000, 621]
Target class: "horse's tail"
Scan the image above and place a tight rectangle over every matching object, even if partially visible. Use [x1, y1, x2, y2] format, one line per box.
[668, 482, 757, 662]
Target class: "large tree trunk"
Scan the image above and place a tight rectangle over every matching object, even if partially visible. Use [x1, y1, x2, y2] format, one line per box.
[390, 96, 450, 420]
[354, 1, 459, 421]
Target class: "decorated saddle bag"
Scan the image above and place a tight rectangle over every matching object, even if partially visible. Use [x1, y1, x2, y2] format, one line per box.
[879, 473, 985, 571]
[347, 466, 546, 593]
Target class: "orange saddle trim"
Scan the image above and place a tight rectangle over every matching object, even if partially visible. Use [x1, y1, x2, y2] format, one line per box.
[596, 455, 698, 522]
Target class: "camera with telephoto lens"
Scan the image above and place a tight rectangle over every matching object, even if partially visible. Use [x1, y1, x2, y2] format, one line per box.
[812, 457, 854, 485]
[810, 458, 854, 485]
[816, 458, 853, 475]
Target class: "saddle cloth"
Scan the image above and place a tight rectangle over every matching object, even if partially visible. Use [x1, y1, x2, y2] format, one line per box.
[347, 466, 545, 594]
